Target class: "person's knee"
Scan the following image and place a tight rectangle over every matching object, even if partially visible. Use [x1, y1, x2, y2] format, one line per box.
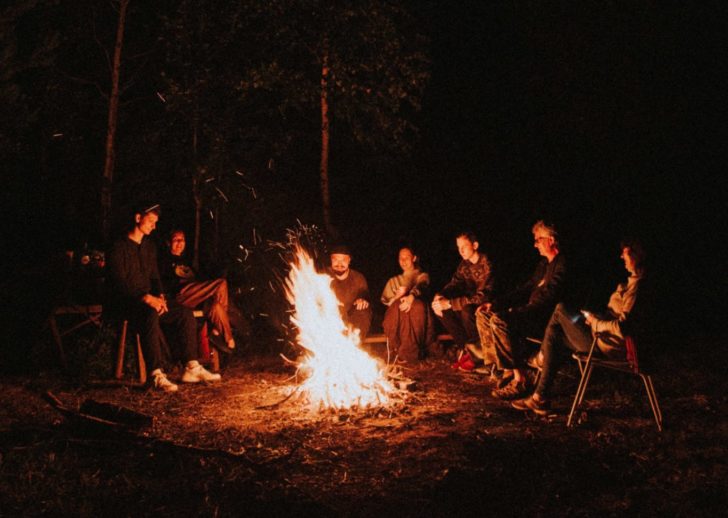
[409, 299, 426, 314]
[139, 305, 160, 325]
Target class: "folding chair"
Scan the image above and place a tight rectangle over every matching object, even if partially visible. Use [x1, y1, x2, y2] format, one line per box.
[567, 332, 663, 431]
[47, 304, 104, 369]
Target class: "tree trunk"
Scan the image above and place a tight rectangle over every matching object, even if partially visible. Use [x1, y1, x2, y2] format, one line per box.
[193, 180, 201, 272]
[319, 43, 332, 234]
[192, 113, 201, 271]
[101, 0, 130, 241]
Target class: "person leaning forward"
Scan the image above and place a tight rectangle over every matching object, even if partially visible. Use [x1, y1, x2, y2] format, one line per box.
[432, 231, 495, 365]
[106, 203, 221, 392]
[327, 244, 372, 340]
[478, 220, 566, 400]
[381, 246, 436, 362]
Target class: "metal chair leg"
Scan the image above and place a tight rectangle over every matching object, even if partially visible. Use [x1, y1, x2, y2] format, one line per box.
[641, 374, 663, 432]
[577, 365, 594, 407]
[568, 363, 593, 427]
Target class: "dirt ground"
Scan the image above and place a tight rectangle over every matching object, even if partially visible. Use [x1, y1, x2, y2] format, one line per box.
[1, 340, 726, 517]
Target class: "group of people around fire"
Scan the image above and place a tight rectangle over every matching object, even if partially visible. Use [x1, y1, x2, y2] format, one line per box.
[107, 202, 646, 416]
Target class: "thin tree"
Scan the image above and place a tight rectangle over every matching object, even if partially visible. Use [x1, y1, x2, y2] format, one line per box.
[100, 0, 129, 241]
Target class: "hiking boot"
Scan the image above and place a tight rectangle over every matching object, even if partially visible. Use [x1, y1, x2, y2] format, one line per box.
[491, 378, 528, 400]
[209, 332, 234, 355]
[182, 362, 222, 383]
[153, 371, 178, 393]
[494, 369, 514, 388]
[511, 395, 550, 416]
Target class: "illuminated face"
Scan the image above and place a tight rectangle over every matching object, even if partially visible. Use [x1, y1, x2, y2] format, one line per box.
[330, 253, 351, 276]
[136, 212, 158, 236]
[621, 247, 636, 274]
[533, 232, 555, 257]
[170, 231, 186, 256]
[398, 248, 417, 272]
[456, 237, 478, 262]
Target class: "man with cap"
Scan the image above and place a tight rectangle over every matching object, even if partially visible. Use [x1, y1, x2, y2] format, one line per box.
[327, 244, 372, 340]
[106, 203, 221, 392]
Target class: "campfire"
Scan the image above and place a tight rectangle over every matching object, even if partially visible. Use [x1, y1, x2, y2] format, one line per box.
[285, 249, 395, 410]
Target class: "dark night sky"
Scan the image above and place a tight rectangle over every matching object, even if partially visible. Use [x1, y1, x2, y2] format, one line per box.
[3, 1, 726, 336]
[333, 2, 726, 334]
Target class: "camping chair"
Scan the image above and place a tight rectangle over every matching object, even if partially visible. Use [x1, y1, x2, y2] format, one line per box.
[566, 332, 663, 431]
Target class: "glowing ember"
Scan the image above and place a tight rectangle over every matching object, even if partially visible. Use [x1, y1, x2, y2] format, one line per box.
[286, 249, 394, 410]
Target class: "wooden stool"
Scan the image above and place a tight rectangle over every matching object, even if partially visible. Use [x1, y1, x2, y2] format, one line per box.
[114, 320, 147, 385]
[113, 312, 218, 385]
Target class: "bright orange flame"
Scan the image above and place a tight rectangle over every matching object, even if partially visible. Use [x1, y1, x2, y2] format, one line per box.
[286, 249, 393, 410]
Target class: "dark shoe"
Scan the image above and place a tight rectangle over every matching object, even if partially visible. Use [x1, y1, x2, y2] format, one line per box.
[511, 395, 550, 415]
[209, 332, 233, 355]
[494, 369, 514, 388]
[491, 378, 528, 400]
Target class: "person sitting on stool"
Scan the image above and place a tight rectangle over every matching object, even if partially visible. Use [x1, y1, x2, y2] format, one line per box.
[107, 203, 221, 392]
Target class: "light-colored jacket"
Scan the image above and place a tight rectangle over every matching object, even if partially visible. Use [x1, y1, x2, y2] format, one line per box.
[590, 274, 641, 357]
[381, 269, 430, 306]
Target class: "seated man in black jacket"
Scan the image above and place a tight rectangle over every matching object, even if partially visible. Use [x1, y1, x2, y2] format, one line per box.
[477, 220, 566, 400]
[160, 229, 235, 353]
[107, 203, 221, 392]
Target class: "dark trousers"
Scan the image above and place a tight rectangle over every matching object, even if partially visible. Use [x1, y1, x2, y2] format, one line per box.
[437, 305, 479, 348]
[535, 303, 593, 398]
[127, 300, 198, 372]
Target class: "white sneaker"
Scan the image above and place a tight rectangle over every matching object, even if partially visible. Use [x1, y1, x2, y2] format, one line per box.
[181, 363, 221, 383]
[153, 371, 178, 392]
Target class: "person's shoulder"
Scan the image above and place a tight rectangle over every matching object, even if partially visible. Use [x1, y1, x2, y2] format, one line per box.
[141, 237, 159, 251]
[476, 253, 491, 266]
[109, 236, 131, 255]
[350, 268, 367, 281]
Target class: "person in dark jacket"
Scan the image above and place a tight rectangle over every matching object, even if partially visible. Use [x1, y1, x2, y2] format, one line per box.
[107, 203, 221, 392]
[432, 231, 495, 364]
[511, 239, 646, 415]
[478, 220, 567, 400]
